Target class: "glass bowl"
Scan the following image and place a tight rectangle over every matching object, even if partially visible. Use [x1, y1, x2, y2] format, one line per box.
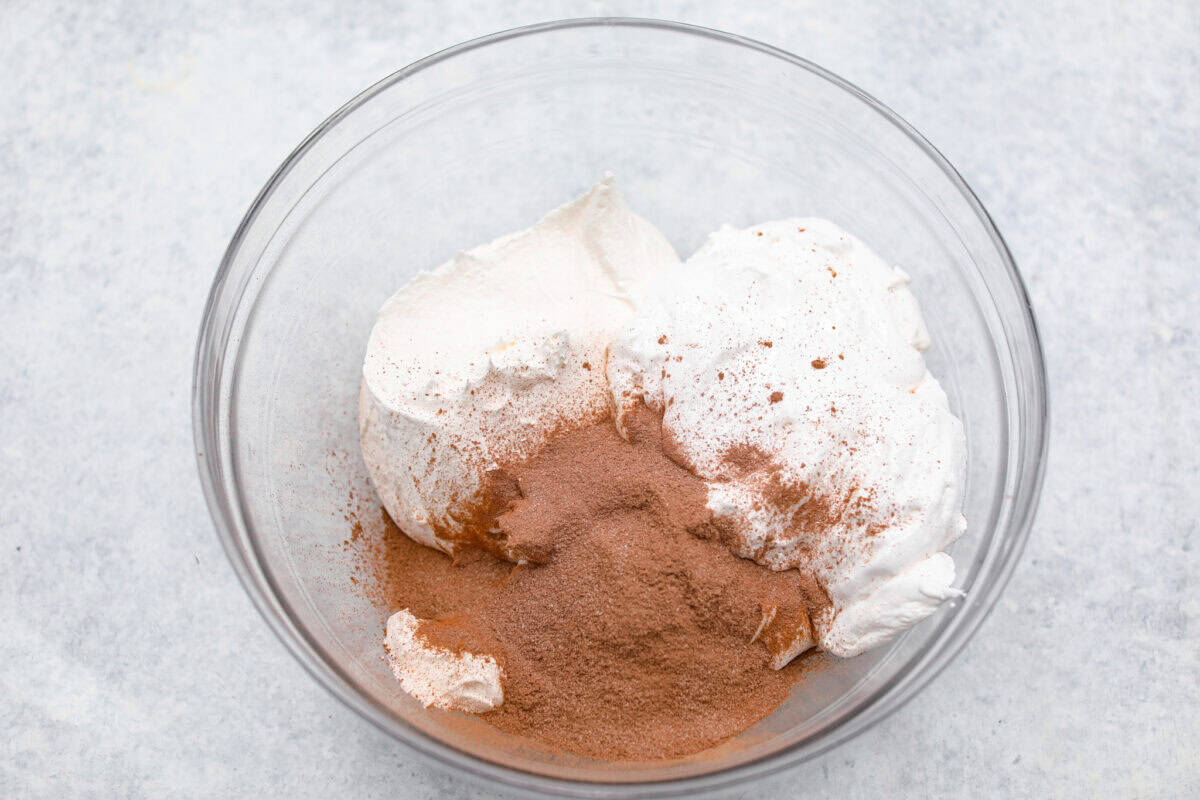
[193, 18, 1047, 798]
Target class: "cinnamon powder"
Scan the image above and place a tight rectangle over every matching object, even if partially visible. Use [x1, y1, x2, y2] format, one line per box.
[365, 407, 832, 761]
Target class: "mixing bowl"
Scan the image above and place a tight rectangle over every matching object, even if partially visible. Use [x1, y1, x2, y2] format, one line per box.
[193, 18, 1047, 797]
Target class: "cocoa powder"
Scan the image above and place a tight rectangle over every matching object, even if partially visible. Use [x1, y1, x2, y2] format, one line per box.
[364, 407, 832, 761]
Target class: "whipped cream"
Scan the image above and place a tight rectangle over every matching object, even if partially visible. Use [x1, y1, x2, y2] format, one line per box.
[360, 176, 680, 556]
[363, 179, 967, 688]
[384, 610, 504, 713]
[607, 218, 967, 658]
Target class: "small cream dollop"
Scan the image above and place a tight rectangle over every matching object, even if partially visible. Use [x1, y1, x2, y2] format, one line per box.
[384, 610, 504, 713]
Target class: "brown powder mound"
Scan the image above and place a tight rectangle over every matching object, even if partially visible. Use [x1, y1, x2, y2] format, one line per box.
[370, 406, 830, 761]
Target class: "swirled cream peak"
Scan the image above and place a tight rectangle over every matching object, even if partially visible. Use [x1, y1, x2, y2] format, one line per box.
[360, 176, 680, 556]
[607, 219, 967, 658]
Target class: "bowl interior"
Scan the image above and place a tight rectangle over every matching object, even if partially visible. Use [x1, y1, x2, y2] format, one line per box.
[208, 21, 1032, 791]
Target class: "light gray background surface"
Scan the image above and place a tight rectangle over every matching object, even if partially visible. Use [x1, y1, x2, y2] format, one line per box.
[1, 1, 1197, 797]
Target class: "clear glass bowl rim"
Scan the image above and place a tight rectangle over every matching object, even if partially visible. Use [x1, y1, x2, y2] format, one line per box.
[192, 16, 1049, 798]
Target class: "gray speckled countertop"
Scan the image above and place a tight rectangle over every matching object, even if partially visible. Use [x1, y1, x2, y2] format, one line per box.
[1, 1, 1197, 797]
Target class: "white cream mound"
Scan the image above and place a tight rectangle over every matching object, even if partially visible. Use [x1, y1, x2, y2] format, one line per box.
[359, 175, 680, 557]
[607, 219, 967, 657]
[384, 610, 504, 713]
